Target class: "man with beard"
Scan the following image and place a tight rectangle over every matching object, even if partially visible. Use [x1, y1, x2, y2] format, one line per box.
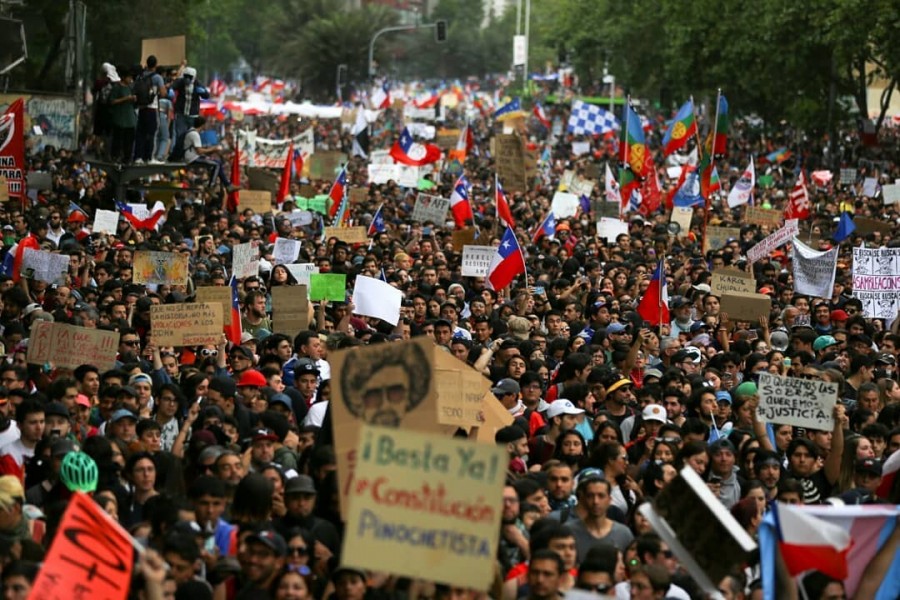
[117, 328, 142, 365]
[668, 297, 695, 338]
[496, 425, 529, 482]
[544, 460, 576, 513]
[241, 290, 272, 338]
[273, 474, 341, 559]
[235, 529, 286, 600]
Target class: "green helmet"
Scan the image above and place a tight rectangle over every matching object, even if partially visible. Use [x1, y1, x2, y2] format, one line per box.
[59, 451, 98, 493]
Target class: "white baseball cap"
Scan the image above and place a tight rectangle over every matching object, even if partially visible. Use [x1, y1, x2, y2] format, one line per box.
[546, 399, 585, 419]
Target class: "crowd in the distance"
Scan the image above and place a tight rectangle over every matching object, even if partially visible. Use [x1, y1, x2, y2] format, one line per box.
[0, 57, 897, 600]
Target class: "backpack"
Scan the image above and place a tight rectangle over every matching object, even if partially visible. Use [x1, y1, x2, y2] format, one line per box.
[169, 128, 192, 162]
[133, 73, 156, 107]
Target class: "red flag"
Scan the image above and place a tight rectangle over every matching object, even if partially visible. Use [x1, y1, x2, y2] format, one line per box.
[636, 260, 670, 326]
[277, 141, 293, 205]
[0, 99, 25, 200]
[225, 276, 243, 346]
[495, 176, 515, 227]
[227, 143, 241, 213]
[639, 153, 662, 217]
[29, 491, 135, 599]
[785, 171, 810, 220]
[121, 207, 165, 232]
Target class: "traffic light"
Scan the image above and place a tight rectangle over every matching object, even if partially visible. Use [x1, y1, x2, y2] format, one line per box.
[435, 20, 447, 43]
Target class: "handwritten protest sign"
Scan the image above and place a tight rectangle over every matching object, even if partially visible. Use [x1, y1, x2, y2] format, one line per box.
[330, 338, 449, 519]
[493, 134, 526, 192]
[92, 209, 119, 234]
[551, 191, 580, 218]
[349, 187, 368, 204]
[232, 241, 260, 279]
[746, 219, 799, 263]
[28, 492, 135, 600]
[194, 286, 232, 325]
[367, 164, 400, 185]
[141, 35, 185, 66]
[853, 217, 892, 236]
[720, 291, 771, 322]
[151, 303, 223, 347]
[240, 190, 272, 214]
[839, 168, 857, 185]
[133, 251, 189, 285]
[791, 238, 838, 299]
[352, 276, 402, 326]
[309, 273, 346, 301]
[273, 237, 301, 265]
[862, 177, 879, 198]
[21, 248, 68, 284]
[342, 424, 505, 590]
[745, 206, 782, 228]
[411, 193, 450, 223]
[27, 322, 119, 370]
[704, 226, 741, 252]
[710, 269, 754, 296]
[272, 285, 309, 337]
[757, 373, 837, 430]
[323, 226, 367, 244]
[461, 246, 495, 277]
[852, 247, 900, 319]
[435, 350, 493, 428]
[284, 263, 318, 286]
[882, 183, 900, 205]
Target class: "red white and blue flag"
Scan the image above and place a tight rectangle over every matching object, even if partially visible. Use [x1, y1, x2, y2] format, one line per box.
[495, 175, 515, 228]
[327, 167, 348, 217]
[115, 200, 166, 231]
[533, 102, 550, 129]
[532, 212, 556, 243]
[636, 260, 670, 326]
[225, 276, 243, 346]
[368, 203, 386, 236]
[390, 126, 442, 166]
[371, 81, 391, 110]
[487, 227, 526, 291]
[449, 175, 474, 229]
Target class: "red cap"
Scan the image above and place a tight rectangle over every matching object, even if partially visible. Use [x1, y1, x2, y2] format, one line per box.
[830, 309, 849, 322]
[237, 369, 266, 387]
[68, 212, 87, 223]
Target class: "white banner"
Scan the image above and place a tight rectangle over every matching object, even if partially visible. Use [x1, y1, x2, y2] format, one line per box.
[236, 129, 314, 168]
[461, 246, 495, 277]
[852, 247, 900, 318]
[791, 238, 838, 299]
[757, 373, 837, 430]
[746, 219, 799, 263]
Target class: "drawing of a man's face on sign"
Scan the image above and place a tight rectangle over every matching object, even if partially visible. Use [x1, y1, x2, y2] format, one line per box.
[340, 342, 431, 426]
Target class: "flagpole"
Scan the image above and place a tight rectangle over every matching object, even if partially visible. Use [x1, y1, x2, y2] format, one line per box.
[621, 96, 630, 221]
[702, 90, 722, 257]
[657, 259, 664, 339]
[494, 172, 501, 241]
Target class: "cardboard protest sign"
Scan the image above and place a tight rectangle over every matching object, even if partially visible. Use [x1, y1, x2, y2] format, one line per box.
[434, 350, 493, 428]
[232, 241, 261, 279]
[21, 248, 68, 284]
[551, 191, 580, 218]
[342, 424, 505, 590]
[27, 321, 119, 371]
[451, 228, 477, 251]
[411, 193, 450, 223]
[284, 263, 318, 286]
[640, 467, 756, 596]
[746, 219, 799, 263]
[745, 206, 782, 228]
[330, 337, 446, 519]
[852, 247, 900, 319]
[475, 392, 514, 443]
[0, 176, 7, 201]
[133, 251, 189, 286]
[323, 226, 367, 244]
[596, 217, 628, 242]
[298, 183, 317, 198]
[247, 168, 280, 193]
[150, 303, 223, 347]
[309, 273, 346, 301]
[461, 246, 495, 277]
[757, 372, 837, 430]
[791, 238, 838, 299]
[351, 276, 402, 326]
[592, 197, 619, 219]
[349, 187, 368, 204]
[435, 128, 461, 149]
[141, 35, 186, 66]
[271, 285, 310, 337]
[194, 286, 232, 325]
[309, 152, 346, 180]
[853, 217, 892, 236]
[273, 237, 301, 265]
[493, 134, 526, 192]
[669, 207, 693, 234]
[92, 209, 119, 234]
[240, 190, 272, 215]
[704, 226, 741, 252]
[719, 291, 771, 322]
[29, 492, 135, 600]
[710, 268, 755, 296]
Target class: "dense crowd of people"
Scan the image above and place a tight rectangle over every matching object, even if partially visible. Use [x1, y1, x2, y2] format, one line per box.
[0, 54, 898, 600]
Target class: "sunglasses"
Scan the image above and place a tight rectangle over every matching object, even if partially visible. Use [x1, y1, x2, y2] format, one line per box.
[200, 349, 218, 357]
[288, 546, 309, 556]
[122, 340, 140, 346]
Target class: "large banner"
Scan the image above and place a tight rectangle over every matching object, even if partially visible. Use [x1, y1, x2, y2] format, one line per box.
[0, 98, 24, 199]
[236, 128, 314, 168]
[853, 247, 900, 318]
[0, 94, 76, 153]
[791, 238, 838, 299]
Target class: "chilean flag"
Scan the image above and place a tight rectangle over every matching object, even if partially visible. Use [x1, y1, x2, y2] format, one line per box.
[225, 276, 243, 346]
[327, 167, 348, 217]
[487, 227, 526, 291]
[276, 141, 294, 205]
[115, 201, 166, 231]
[495, 175, 515, 228]
[449, 175, 474, 229]
[368, 203, 386, 236]
[636, 260, 669, 326]
[533, 102, 550, 129]
[532, 211, 556, 243]
[390, 127, 442, 166]
[371, 81, 391, 109]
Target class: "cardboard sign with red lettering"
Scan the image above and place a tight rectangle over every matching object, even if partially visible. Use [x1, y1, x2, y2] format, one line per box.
[29, 491, 135, 599]
[26, 321, 119, 371]
[150, 303, 223, 347]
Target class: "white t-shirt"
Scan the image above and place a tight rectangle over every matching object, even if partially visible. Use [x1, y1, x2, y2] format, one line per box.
[0, 438, 34, 467]
[184, 129, 202, 162]
[303, 401, 329, 427]
[0, 421, 20, 450]
[614, 581, 690, 600]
